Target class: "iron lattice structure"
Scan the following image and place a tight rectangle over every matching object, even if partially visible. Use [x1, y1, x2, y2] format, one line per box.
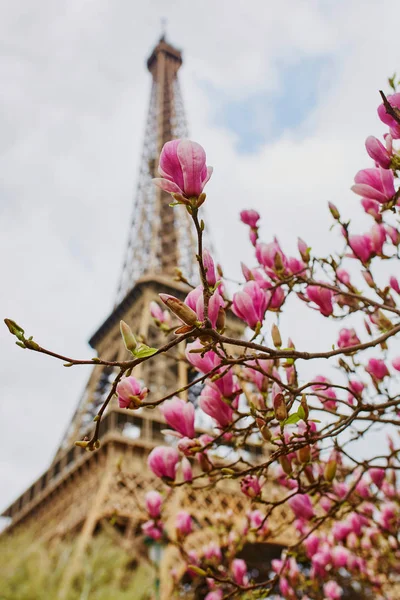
[1, 37, 282, 600]
[115, 37, 197, 305]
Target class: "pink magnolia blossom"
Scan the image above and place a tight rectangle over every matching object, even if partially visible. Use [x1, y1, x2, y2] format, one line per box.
[361, 198, 381, 221]
[240, 209, 260, 228]
[145, 490, 163, 519]
[303, 533, 320, 558]
[337, 328, 361, 349]
[370, 467, 385, 487]
[298, 237, 310, 262]
[243, 358, 272, 391]
[306, 285, 334, 317]
[185, 285, 224, 329]
[288, 494, 315, 521]
[348, 234, 373, 263]
[116, 376, 149, 409]
[366, 358, 390, 381]
[332, 521, 352, 542]
[203, 248, 217, 286]
[287, 256, 306, 276]
[161, 397, 195, 438]
[247, 509, 269, 534]
[331, 546, 350, 569]
[365, 135, 391, 168]
[336, 268, 351, 285]
[199, 385, 234, 428]
[205, 591, 223, 600]
[142, 519, 163, 540]
[386, 224, 400, 245]
[178, 437, 202, 456]
[232, 280, 267, 329]
[265, 282, 286, 311]
[203, 542, 222, 562]
[209, 368, 240, 398]
[181, 456, 193, 482]
[352, 167, 395, 203]
[185, 339, 221, 373]
[147, 446, 180, 481]
[175, 511, 193, 536]
[256, 240, 287, 274]
[231, 558, 248, 586]
[378, 93, 400, 138]
[150, 301, 172, 327]
[392, 357, 400, 371]
[348, 379, 365, 404]
[324, 580, 343, 599]
[390, 276, 400, 294]
[369, 223, 386, 254]
[240, 475, 263, 498]
[153, 139, 212, 199]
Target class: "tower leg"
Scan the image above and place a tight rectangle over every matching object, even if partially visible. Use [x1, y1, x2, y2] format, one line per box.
[57, 448, 115, 599]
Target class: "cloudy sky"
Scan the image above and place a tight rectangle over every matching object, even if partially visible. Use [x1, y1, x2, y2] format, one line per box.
[1, 0, 399, 514]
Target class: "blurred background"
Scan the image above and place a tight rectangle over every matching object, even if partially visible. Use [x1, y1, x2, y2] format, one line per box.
[1, 0, 399, 518]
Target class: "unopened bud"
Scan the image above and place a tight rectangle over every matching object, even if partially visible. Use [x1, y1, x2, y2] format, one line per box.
[271, 323, 282, 348]
[120, 320, 137, 352]
[362, 271, 374, 288]
[159, 294, 199, 327]
[297, 445, 311, 464]
[261, 425, 272, 442]
[279, 455, 292, 475]
[198, 452, 213, 473]
[216, 306, 226, 331]
[300, 395, 309, 420]
[304, 466, 315, 484]
[324, 459, 337, 482]
[328, 202, 340, 220]
[364, 319, 372, 336]
[272, 384, 287, 422]
[256, 418, 272, 441]
[4, 318, 25, 341]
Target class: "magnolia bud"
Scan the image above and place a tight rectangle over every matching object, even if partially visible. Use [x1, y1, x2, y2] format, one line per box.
[297, 445, 311, 463]
[120, 320, 137, 352]
[256, 418, 272, 441]
[279, 455, 292, 475]
[362, 271, 374, 288]
[198, 452, 213, 473]
[216, 306, 226, 331]
[272, 385, 287, 422]
[300, 395, 309, 420]
[324, 459, 337, 482]
[271, 323, 282, 348]
[328, 202, 340, 220]
[159, 294, 199, 327]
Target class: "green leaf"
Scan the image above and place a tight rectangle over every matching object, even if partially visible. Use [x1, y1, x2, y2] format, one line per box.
[133, 345, 158, 359]
[283, 413, 301, 426]
[297, 405, 306, 420]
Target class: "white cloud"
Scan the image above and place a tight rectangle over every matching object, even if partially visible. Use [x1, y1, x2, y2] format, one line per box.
[1, 0, 399, 511]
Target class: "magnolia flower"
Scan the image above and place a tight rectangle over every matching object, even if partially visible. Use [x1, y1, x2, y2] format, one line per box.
[116, 376, 148, 409]
[153, 139, 212, 199]
[145, 491, 163, 518]
[147, 446, 180, 481]
[161, 397, 195, 438]
[232, 280, 267, 328]
[352, 167, 395, 203]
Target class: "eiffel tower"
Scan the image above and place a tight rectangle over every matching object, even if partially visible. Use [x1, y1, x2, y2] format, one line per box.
[1, 36, 288, 599]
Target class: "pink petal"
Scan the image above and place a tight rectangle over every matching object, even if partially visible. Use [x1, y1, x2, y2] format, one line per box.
[177, 140, 207, 197]
[158, 139, 185, 190]
[152, 177, 183, 195]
